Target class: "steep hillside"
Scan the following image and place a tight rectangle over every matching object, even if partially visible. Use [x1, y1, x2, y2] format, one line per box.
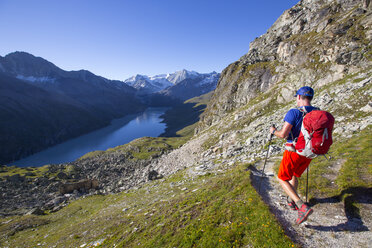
[198, 0, 371, 130]
[0, 0, 371, 247]
[0, 52, 142, 120]
[0, 73, 107, 164]
[0, 52, 145, 164]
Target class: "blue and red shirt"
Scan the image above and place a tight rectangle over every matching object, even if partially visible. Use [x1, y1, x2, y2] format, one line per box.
[284, 106, 318, 143]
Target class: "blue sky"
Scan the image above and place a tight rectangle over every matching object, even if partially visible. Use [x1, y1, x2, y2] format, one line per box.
[0, 0, 299, 80]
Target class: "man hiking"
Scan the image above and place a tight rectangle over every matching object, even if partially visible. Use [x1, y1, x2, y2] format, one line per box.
[269, 86, 317, 224]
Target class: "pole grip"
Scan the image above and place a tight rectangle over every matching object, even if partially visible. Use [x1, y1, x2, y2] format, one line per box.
[270, 124, 276, 139]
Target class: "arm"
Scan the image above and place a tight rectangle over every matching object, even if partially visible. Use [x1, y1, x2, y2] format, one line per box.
[270, 121, 293, 139]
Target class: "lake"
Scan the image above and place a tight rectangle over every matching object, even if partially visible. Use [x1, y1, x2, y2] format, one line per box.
[9, 108, 168, 167]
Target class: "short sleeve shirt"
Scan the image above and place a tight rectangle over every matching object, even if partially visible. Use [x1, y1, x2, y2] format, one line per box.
[284, 106, 318, 143]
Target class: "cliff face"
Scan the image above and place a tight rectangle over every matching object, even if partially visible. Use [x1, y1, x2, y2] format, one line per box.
[197, 0, 371, 131]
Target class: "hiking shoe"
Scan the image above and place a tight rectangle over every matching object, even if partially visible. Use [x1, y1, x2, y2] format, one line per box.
[287, 197, 298, 211]
[296, 203, 313, 224]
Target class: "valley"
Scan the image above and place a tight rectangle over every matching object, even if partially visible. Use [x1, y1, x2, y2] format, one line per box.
[0, 0, 371, 247]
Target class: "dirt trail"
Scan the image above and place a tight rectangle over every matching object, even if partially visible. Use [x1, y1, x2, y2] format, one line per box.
[249, 157, 372, 248]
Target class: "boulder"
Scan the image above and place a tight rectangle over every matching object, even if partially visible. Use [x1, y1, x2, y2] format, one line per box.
[6, 174, 25, 183]
[148, 170, 163, 181]
[57, 172, 68, 180]
[360, 102, 372, 112]
[59, 179, 99, 195]
[26, 207, 44, 216]
[25, 172, 36, 177]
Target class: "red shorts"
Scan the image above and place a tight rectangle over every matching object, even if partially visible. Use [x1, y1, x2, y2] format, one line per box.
[278, 150, 312, 181]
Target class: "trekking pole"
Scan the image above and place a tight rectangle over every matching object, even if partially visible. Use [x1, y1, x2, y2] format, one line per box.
[305, 165, 309, 203]
[259, 125, 275, 193]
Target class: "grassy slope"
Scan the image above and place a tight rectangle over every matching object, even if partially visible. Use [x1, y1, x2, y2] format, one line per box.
[160, 91, 214, 138]
[78, 92, 214, 161]
[1, 61, 370, 247]
[0, 92, 214, 177]
[297, 126, 372, 211]
[0, 92, 295, 247]
[269, 125, 371, 221]
[199, 66, 371, 227]
[0, 164, 294, 248]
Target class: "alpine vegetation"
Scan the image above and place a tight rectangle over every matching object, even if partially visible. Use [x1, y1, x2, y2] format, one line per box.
[0, 0, 371, 247]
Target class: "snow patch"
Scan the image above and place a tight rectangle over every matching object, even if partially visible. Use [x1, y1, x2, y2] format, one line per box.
[16, 75, 56, 83]
[123, 70, 219, 93]
[198, 73, 219, 86]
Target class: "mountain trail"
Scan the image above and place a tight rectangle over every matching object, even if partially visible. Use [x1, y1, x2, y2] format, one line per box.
[150, 132, 209, 177]
[249, 156, 372, 248]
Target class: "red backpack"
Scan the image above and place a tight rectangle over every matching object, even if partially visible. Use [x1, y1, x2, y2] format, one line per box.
[295, 109, 335, 159]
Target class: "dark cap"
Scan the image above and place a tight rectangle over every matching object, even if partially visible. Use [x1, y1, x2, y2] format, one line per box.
[294, 86, 314, 97]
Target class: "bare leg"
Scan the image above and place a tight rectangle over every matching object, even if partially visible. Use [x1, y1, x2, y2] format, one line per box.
[278, 177, 300, 203]
[289, 176, 298, 192]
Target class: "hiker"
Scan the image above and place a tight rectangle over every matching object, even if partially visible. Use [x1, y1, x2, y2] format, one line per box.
[269, 86, 317, 224]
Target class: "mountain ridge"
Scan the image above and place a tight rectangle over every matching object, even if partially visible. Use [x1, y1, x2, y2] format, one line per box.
[0, 52, 219, 163]
[0, 0, 371, 246]
[197, 0, 371, 131]
[124, 69, 220, 96]
[0, 52, 145, 164]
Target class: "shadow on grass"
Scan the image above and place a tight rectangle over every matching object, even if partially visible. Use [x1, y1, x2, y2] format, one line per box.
[160, 102, 206, 137]
[247, 163, 305, 246]
[306, 187, 371, 232]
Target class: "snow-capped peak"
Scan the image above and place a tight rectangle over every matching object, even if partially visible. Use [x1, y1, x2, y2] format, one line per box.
[166, 69, 200, 84]
[123, 73, 172, 93]
[149, 74, 167, 81]
[198, 72, 220, 86]
[123, 70, 219, 94]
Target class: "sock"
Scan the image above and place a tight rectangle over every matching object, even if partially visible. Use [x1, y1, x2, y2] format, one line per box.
[296, 199, 304, 207]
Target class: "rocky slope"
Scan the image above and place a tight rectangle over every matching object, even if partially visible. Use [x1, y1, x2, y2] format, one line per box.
[1, 0, 371, 247]
[197, 0, 371, 131]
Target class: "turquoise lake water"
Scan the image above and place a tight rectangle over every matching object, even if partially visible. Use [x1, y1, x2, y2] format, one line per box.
[10, 108, 168, 167]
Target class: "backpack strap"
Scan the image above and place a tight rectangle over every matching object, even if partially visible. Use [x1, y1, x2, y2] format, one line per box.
[290, 106, 320, 145]
[321, 128, 329, 146]
[290, 107, 308, 142]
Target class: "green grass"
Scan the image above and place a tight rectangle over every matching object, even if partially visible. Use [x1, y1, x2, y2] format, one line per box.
[0, 164, 295, 248]
[270, 125, 371, 220]
[78, 134, 192, 162]
[106, 167, 293, 247]
[272, 125, 372, 216]
[0, 164, 50, 179]
[272, 126, 372, 197]
[78, 92, 210, 161]
[334, 126, 372, 190]
[185, 91, 215, 108]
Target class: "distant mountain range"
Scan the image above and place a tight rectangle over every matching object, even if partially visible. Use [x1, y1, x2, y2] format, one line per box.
[159, 71, 219, 101]
[124, 69, 220, 100]
[0, 51, 220, 164]
[0, 52, 145, 164]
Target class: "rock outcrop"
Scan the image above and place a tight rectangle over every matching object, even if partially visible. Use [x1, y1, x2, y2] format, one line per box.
[1, 3, 371, 239]
[197, 0, 371, 131]
[59, 179, 99, 195]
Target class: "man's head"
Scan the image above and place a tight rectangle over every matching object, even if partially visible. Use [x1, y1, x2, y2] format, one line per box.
[294, 86, 314, 106]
